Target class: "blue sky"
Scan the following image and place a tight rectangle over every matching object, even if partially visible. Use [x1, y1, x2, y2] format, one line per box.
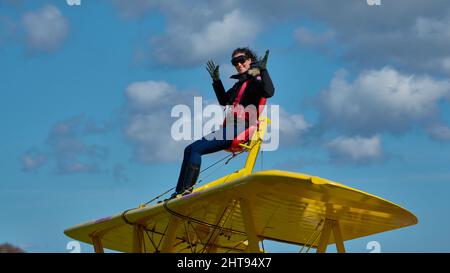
[1, 0, 450, 253]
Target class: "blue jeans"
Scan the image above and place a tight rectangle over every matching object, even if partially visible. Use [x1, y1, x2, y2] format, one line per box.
[175, 126, 238, 194]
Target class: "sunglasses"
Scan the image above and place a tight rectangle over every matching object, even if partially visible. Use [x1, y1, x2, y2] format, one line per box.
[231, 55, 248, 66]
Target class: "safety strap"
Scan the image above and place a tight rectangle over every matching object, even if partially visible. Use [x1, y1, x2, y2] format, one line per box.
[223, 81, 249, 127]
[233, 80, 248, 106]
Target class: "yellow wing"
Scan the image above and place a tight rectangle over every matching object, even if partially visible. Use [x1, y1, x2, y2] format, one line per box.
[64, 169, 418, 253]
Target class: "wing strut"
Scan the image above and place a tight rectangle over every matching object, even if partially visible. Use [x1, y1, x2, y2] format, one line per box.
[316, 219, 346, 253]
[132, 224, 145, 253]
[160, 215, 182, 252]
[240, 197, 261, 253]
[91, 235, 104, 253]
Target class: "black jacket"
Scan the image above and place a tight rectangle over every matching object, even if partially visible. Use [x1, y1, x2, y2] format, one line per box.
[212, 69, 275, 109]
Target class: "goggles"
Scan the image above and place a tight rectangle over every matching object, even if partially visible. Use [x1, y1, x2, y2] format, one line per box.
[231, 55, 248, 66]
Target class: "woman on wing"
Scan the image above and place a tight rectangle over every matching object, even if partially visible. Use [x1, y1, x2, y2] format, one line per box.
[170, 47, 275, 199]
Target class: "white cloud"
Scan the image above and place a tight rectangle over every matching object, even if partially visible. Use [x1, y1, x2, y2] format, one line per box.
[125, 112, 187, 163]
[126, 81, 179, 112]
[427, 124, 450, 141]
[152, 9, 261, 65]
[112, 0, 450, 74]
[327, 135, 382, 163]
[295, 1, 450, 75]
[21, 5, 69, 52]
[318, 67, 450, 136]
[113, 0, 262, 66]
[274, 108, 311, 146]
[124, 80, 196, 163]
[414, 17, 450, 40]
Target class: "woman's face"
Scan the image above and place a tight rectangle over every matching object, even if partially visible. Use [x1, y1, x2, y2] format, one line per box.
[232, 53, 252, 74]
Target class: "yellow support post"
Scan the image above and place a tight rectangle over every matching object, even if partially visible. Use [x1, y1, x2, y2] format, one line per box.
[243, 117, 269, 175]
[332, 220, 346, 253]
[91, 236, 104, 253]
[132, 224, 144, 253]
[160, 215, 181, 253]
[239, 198, 260, 253]
[316, 219, 333, 253]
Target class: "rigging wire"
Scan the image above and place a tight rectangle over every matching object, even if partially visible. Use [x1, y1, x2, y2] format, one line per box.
[162, 199, 247, 237]
[201, 200, 238, 253]
[142, 136, 260, 206]
[140, 154, 233, 206]
[299, 219, 324, 253]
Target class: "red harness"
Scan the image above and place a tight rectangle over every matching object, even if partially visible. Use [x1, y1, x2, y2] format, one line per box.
[223, 80, 267, 153]
[223, 80, 249, 126]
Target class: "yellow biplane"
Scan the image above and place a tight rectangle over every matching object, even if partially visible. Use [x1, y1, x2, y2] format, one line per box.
[64, 117, 418, 253]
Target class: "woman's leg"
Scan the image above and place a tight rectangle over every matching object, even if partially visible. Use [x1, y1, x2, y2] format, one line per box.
[174, 128, 232, 196]
[174, 138, 212, 194]
[183, 136, 232, 191]
[174, 145, 192, 194]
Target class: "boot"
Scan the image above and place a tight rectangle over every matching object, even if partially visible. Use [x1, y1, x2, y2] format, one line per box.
[181, 163, 200, 195]
[168, 192, 181, 200]
[173, 159, 189, 196]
